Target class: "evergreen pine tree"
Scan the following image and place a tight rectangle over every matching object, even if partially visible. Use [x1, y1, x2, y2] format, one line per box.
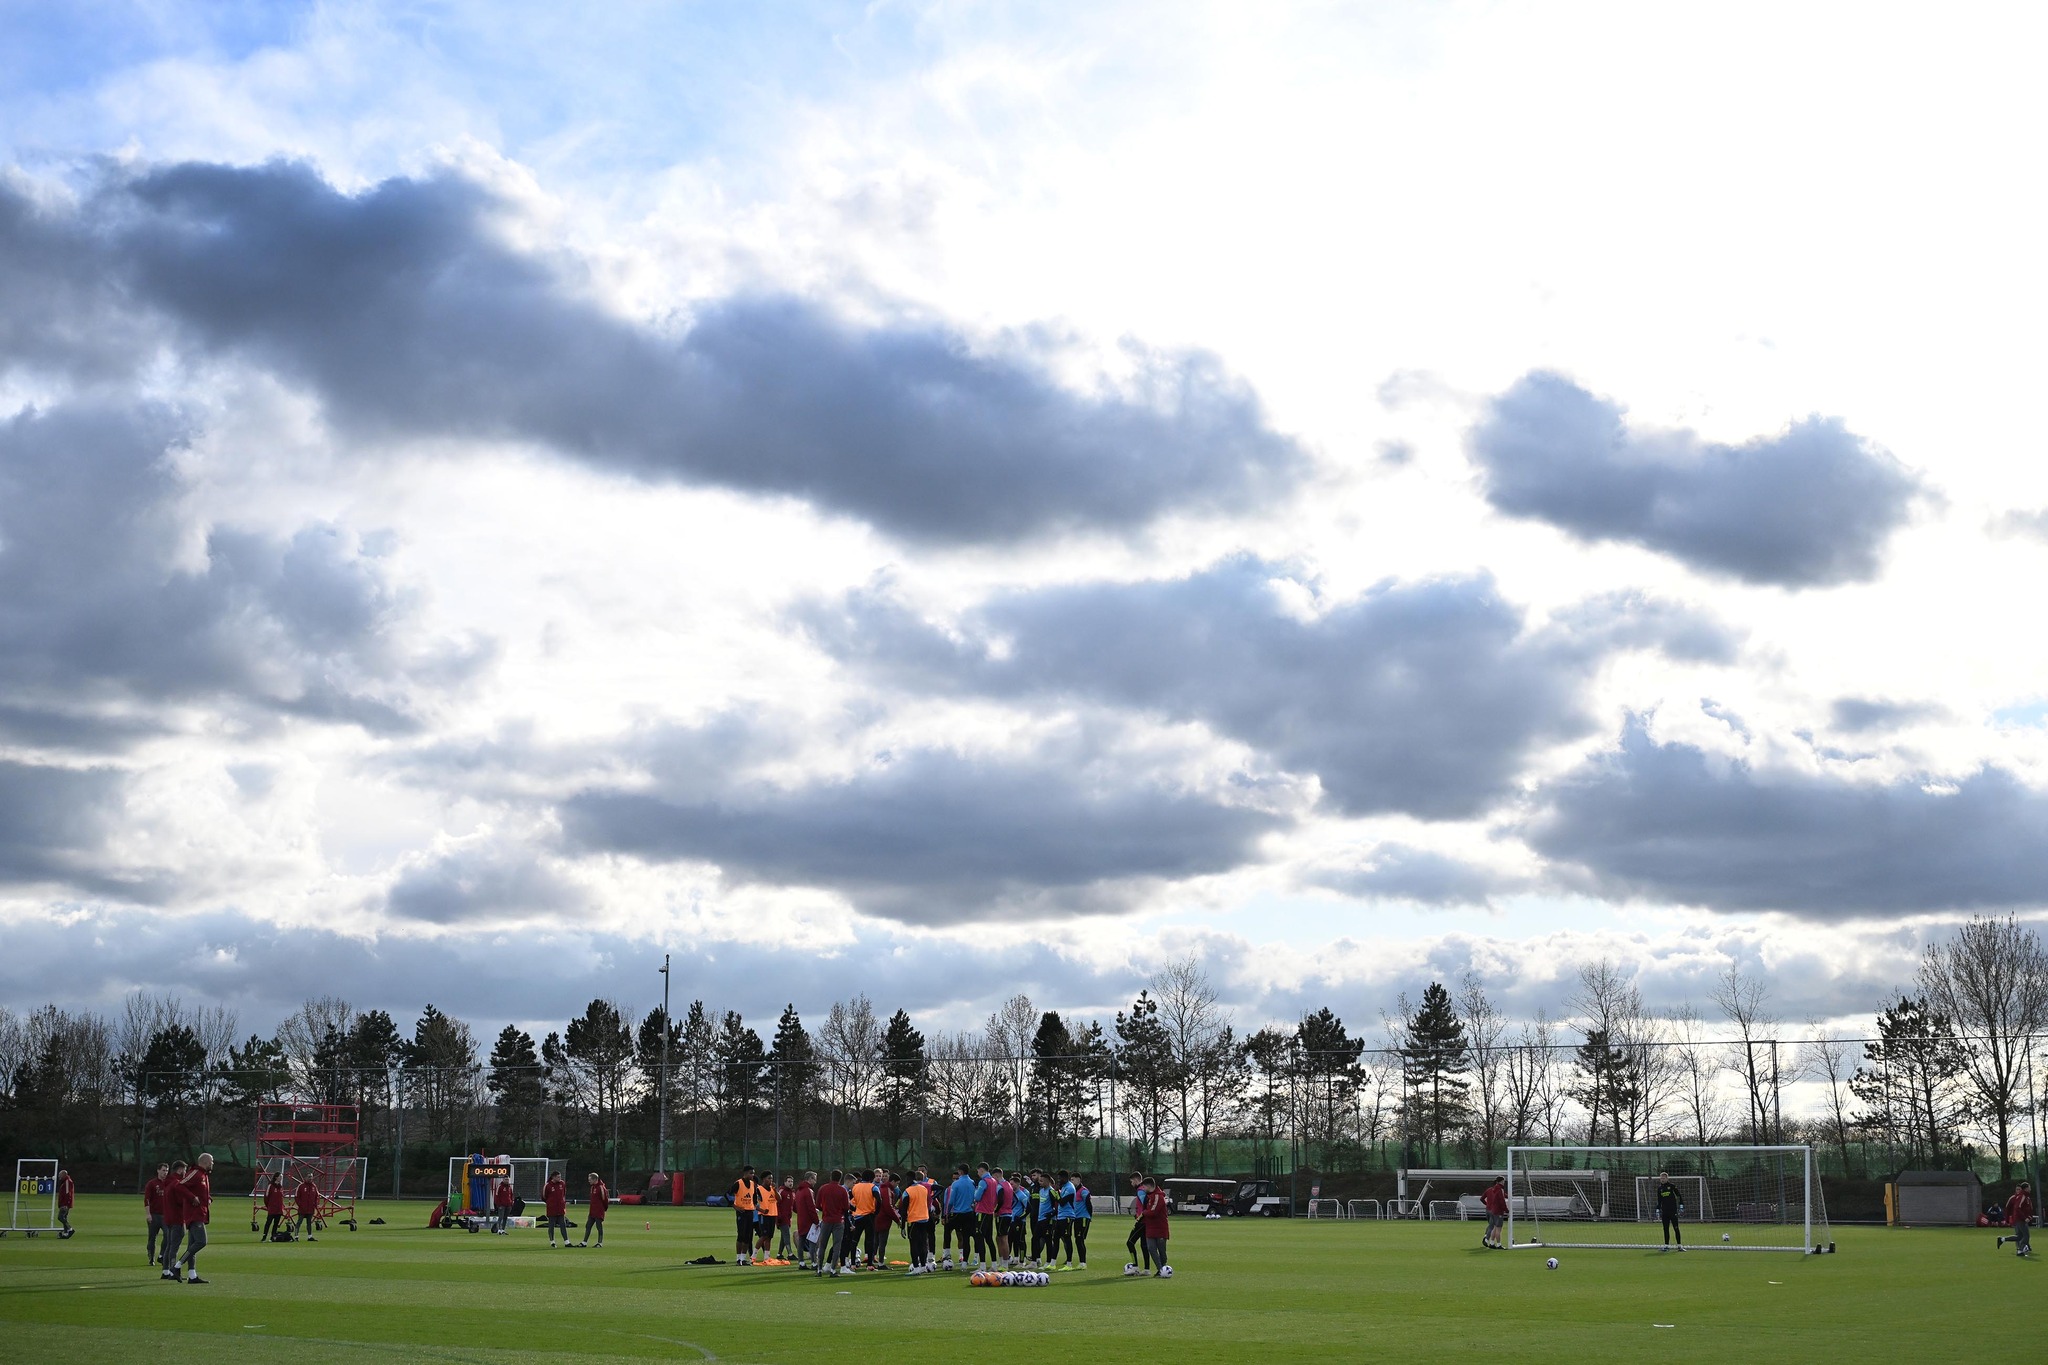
[1401, 982, 1472, 1163]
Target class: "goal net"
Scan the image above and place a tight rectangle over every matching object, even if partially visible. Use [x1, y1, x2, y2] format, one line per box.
[1506, 1146, 1831, 1253]
[445, 1156, 559, 1215]
[1306, 1198, 1343, 1219]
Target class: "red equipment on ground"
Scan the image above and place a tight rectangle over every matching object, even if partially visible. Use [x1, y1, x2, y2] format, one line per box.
[249, 1102, 367, 1233]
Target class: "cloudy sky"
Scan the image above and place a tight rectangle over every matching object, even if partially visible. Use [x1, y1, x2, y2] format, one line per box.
[4, 0, 2047, 1043]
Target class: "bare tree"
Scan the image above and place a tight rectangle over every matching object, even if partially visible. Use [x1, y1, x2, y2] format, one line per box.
[0, 1006, 21, 1102]
[1670, 1004, 1731, 1146]
[1797, 1021, 1858, 1176]
[276, 996, 356, 1100]
[1711, 963, 1780, 1143]
[1918, 916, 2048, 1179]
[983, 993, 1038, 1162]
[1152, 955, 1231, 1169]
[1458, 971, 1509, 1163]
[822, 995, 886, 1164]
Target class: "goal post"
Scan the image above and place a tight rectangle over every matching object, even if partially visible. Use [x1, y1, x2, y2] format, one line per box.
[1306, 1198, 1343, 1219]
[1506, 1145, 1831, 1253]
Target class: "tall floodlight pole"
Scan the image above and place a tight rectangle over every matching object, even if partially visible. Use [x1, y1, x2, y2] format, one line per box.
[658, 954, 672, 1179]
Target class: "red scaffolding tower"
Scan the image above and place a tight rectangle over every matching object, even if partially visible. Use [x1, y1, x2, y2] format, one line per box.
[250, 1103, 365, 1233]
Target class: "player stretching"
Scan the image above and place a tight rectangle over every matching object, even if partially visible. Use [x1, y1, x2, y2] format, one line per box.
[1480, 1176, 1508, 1249]
[1996, 1181, 2034, 1258]
[1654, 1172, 1683, 1250]
[1124, 1172, 1151, 1274]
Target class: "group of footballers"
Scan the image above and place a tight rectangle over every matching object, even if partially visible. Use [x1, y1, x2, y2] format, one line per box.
[140, 1153, 216, 1284]
[723, 1163, 1173, 1278]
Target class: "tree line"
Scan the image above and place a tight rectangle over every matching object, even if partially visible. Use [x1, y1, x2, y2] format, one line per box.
[3, 916, 2044, 1184]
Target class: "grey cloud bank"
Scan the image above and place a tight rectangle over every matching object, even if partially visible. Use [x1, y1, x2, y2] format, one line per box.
[806, 557, 1736, 819]
[1526, 719, 2048, 918]
[1469, 371, 1924, 587]
[2, 160, 1308, 545]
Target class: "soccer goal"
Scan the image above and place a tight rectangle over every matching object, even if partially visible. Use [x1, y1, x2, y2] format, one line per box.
[1, 1159, 58, 1236]
[1306, 1198, 1343, 1219]
[1346, 1199, 1382, 1220]
[1506, 1146, 1832, 1253]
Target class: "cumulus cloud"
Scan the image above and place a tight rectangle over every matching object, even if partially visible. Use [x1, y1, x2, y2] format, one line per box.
[1, 160, 1307, 545]
[1524, 718, 2048, 918]
[805, 557, 1736, 819]
[559, 728, 1291, 924]
[1468, 371, 1926, 587]
[0, 402, 451, 751]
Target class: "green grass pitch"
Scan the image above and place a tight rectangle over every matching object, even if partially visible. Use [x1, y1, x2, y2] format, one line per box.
[1, 1196, 2033, 1362]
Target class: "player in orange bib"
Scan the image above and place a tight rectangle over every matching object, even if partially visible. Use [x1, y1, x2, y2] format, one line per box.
[754, 1176, 780, 1261]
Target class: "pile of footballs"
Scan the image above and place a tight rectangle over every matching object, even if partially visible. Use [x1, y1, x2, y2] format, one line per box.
[968, 1270, 1050, 1287]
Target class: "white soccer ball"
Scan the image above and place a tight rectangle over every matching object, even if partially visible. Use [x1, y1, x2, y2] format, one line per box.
[1159, 1264, 1174, 1278]
[1721, 1233, 1732, 1243]
[1123, 1263, 1139, 1276]
[1545, 1257, 1559, 1270]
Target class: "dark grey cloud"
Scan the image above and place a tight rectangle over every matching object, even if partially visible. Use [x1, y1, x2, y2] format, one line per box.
[3, 160, 1307, 545]
[1468, 371, 1926, 587]
[805, 557, 1735, 819]
[1830, 697, 1947, 734]
[1524, 718, 2048, 919]
[384, 842, 584, 926]
[1307, 844, 1516, 906]
[0, 760, 162, 899]
[0, 401, 456, 751]
[557, 724, 1289, 924]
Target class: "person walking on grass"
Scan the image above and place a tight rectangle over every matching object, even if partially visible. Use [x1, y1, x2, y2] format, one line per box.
[580, 1173, 609, 1247]
[542, 1170, 571, 1247]
[1480, 1176, 1509, 1249]
[169, 1153, 214, 1284]
[261, 1174, 285, 1241]
[1655, 1172, 1684, 1251]
[296, 1174, 322, 1240]
[56, 1168, 75, 1238]
[159, 1160, 189, 1279]
[1996, 1182, 2034, 1258]
[144, 1163, 170, 1265]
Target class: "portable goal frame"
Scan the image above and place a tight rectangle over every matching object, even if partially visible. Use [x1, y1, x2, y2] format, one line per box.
[1, 1159, 59, 1236]
[1506, 1144, 1831, 1254]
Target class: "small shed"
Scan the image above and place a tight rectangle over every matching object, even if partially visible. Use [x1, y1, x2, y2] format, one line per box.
[1889, 1170, 1982, 1225]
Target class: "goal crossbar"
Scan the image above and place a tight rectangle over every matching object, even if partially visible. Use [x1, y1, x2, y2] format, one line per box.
[1505, 1145, 1828, 1254]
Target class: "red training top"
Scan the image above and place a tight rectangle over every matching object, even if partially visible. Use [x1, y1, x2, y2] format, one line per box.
[776, 1188, 794, 1226]
[1140, 1192, 1171, 1239]
[265, 1181, 286, 1216]
[544, 1178, 568, 1219]
[815, 1181, 849, 1225]
[792, 1179, 817, 1232]
[144, 1176, 166, 1216]
[875, 1181, 897, 1228]
[1481, 1184, 1509, 1217]
[2005, 1190, 2035, 1226]
[494, 1181, 515, 1210]
[297, 1179, 321, 1215]
[163, 1175, 191, 1227]
[587, 1181, 609, 1221]
[57, 1174, 75, 1209]
[185, 1168, 212, 1224]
